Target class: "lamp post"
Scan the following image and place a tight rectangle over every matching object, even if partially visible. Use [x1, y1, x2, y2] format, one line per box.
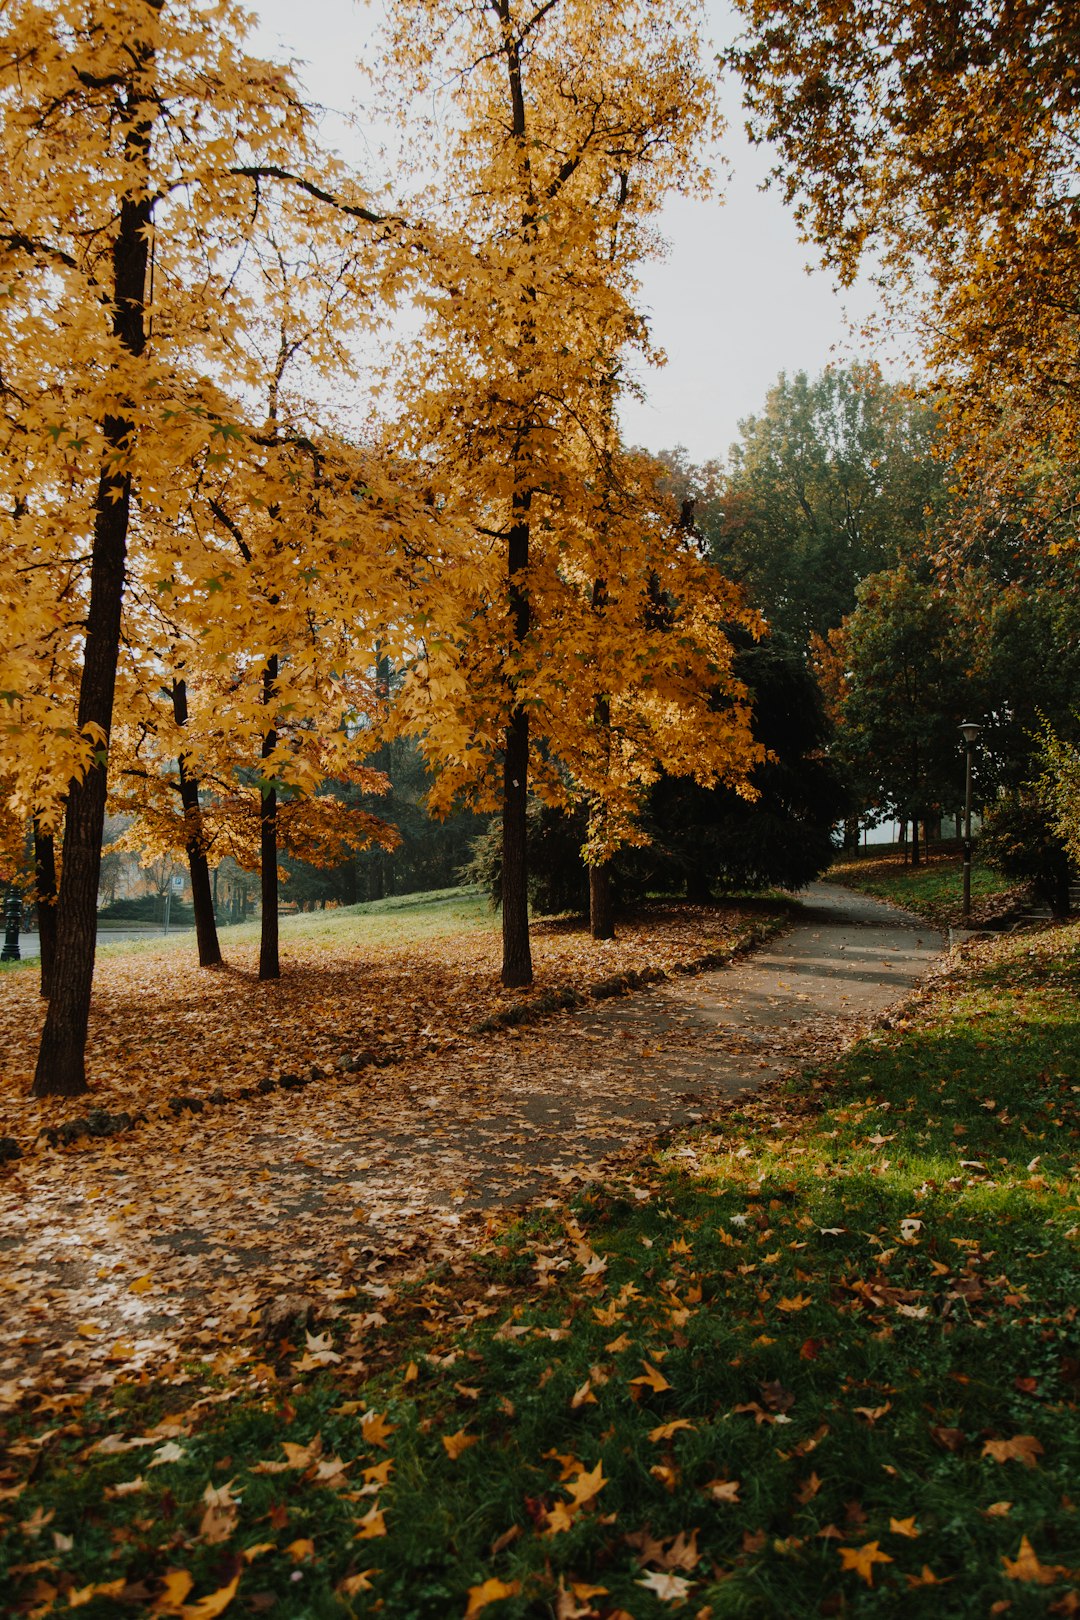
[959, 720, 981, 921]
[1, 888, 22, 961]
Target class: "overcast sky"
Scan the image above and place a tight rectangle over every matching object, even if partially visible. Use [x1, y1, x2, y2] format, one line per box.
[248, 0, 894, 465]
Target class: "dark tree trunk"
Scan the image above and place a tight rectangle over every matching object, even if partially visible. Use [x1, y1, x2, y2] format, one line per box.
[501, 706, 532, 986]
[32, 124, 153, 1095]
[589, 862, 614, 941]
[33, 823, 57, 1000]
[259, 655, 280, 981]
[910, 817, 921, 867]
[172, 680, 222, 968]
[501, 495, 533, 988]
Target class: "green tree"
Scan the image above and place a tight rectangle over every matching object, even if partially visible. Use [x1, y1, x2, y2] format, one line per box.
[668, 366, 947, 648]
[830, 565, 978, 863]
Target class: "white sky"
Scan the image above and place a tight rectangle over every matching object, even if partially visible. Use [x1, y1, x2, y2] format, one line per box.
[248, 0, 895, 465]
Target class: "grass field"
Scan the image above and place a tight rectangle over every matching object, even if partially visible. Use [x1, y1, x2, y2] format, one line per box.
[3, 918, 1078, 1615]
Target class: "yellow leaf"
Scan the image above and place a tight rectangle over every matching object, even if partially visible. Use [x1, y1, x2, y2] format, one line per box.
[442, 1429, 478, 1459]
[564, 1460, 606, 1508]
[241, 1545, 275, 1564]
[338, 1570, 379, 1596]
[129, 1274, 154, 1294]
[776, 1293, 813, 1313]
[1001, 1536, 1066, 1584]
[648, 1419, 695, 1442]
[542, 1500, 577, 1536]
[629, 1362, 671, 1393]
[69, 1580, 126, 1608]
[889, 1516, 920, 1538]
[355, 1503, 387, 1540]
[361, 1411, 395, 1450]
[158, 1569, 194, 1609]
[284, 1539, 315, 1562]
[981, 1435, 1045, 1468]
[838, 1541, 894, 1587]
[464, 1578, 522, 1617]
[180, 1572, 241, 1620]
[905, 1565, 953, 1588]
[570, 1380, 597, 1409]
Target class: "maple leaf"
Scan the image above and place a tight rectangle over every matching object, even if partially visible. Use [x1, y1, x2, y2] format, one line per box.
[149, 1441, 187, 1468]
[361, 1411, 395, 1450]
[630, 1362, 671, 1393]
[543, 1501, 578, 1536]
[776, 1292, 813, 1312]
[905, 1565, 952, 1588]
[565, 1460, 607, 1508]
[157, 1570, 194, 1609]
[465, 1577, 523, 1616]
[69, 1580, 126, 1608]
[838, 1542, 894, 1587]
[889, 1516, 919, 1538]
[1002, 1536, 1068, 1585]
[442, 1429, 478, 1459]
[179, 1573, 242, 1620]
[648, 1419, 695, 1442]
[355, 1503, 387, 1540]
[981, 1435, 1045, 1468]
[636, 1569, 694, 1602]
[338, 1570, 379, 1597]
[198, 1481, 240, 1544]
[704, 1478, 741, 1504]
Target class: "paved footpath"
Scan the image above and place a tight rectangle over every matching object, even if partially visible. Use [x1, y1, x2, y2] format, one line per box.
[0, 885, 942, 1393]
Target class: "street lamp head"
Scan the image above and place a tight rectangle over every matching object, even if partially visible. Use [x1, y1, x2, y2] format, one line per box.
[959, 720, 981, 746]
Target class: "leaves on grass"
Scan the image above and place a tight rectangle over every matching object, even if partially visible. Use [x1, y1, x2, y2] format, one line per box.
[464, 1577, 522, 1616]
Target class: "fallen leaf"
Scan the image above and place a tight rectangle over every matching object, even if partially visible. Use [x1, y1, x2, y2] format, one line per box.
[465, 1577, 523, 1616]
[355, 1503, 387, 1540]
[838, 1541, 894, 1587]
[180, 1572, 241, 1620]
[636, 1569, 694, 1602]
[889, 1516, 919, 1538]
[630, 1362, 671, 1393]
[1002, 1536, 1068, 1585]
[648, 1419, 695, 1442]
[704, 1478, 741, 1504]
[982, 1436, 1045, 1468]
[442, 1429, 478, 1460]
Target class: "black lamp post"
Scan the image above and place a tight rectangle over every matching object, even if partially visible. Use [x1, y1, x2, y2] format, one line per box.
[959, 720, 981, 921]
[1, 888, 22, 961]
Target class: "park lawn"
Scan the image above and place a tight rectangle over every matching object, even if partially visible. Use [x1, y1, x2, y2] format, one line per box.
[0, 893, 787, 1144]
[2, 926, 1078, 1616]
[828, 848, 1023, 928]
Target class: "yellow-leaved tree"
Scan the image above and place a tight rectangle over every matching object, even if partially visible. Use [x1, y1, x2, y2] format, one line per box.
[0, 0, 387, 1095]
[382, 0, 762, 984]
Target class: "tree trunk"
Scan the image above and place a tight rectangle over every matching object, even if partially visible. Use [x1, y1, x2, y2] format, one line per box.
[501, 706, 532, 986]
[172, 680, 222, 968]
[259, 655, 280, 981]
[31, 68, 154, 1098]
[589, 862, 614, 941]
[33, 822, 57, 1000]
[501, 495, 533, 988]
[910, 816, 921, 867]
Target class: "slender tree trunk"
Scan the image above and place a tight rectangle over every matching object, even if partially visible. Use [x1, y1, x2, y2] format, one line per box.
[259, 655, 280, 981]
[911, 816, 921, 867]
[31, 64, 154, 1098]
[589, 862, 614, 941]
[172, 680, 222, 968]
[501, 494, 533, 988]
[33, 822, 57, 1000]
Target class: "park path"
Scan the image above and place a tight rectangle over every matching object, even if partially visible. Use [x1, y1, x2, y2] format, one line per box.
[0, 885, 942, 1398]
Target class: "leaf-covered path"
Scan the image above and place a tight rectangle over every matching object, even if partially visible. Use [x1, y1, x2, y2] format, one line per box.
[0, 886, 941, 1402]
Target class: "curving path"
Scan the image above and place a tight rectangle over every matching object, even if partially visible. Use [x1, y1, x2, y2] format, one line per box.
[0, 885, 942, 1398]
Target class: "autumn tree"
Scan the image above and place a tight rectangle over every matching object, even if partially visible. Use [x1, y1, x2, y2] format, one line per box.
[0, 0, 384, 1094]
[725, 0, 1080, 552]
[383, 0, 751, 986]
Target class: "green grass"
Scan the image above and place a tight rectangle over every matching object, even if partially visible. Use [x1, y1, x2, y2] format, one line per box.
[828, 848, 1021, 927]
[3, 925, 1079, 1616]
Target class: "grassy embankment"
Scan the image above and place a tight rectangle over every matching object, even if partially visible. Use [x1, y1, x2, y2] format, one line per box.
[3, 914, 1078, 1615]
[828, 847, 1023, 929]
